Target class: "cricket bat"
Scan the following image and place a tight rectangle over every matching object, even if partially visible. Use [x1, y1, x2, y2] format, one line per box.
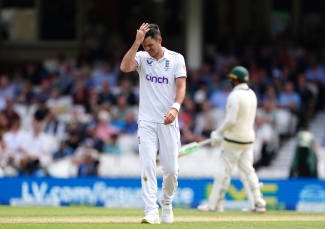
[156, 138, 215, 166]
[178, 138, 213, 158]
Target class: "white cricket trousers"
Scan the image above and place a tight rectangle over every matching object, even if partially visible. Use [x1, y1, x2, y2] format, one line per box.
[138, 120, 180, 215]
[208, 145, 266, 210]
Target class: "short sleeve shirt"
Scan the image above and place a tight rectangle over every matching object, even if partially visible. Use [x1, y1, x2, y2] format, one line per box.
[135, 47, 186, 124]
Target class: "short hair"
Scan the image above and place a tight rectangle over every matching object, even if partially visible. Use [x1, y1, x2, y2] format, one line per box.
[145, 23, 161, 40]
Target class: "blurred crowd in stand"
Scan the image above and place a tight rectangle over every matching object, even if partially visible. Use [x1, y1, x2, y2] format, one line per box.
[0, 30, 325, 177]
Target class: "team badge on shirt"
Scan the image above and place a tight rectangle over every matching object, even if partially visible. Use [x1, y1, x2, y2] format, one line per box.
[164, 60, 170, 71]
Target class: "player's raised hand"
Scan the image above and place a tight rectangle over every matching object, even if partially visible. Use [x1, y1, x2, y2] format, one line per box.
[164, 108, 178, 125]
[135, 23, 150, 44]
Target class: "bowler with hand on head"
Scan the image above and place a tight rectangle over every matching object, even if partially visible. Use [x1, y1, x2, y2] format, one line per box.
[120, 23, 186, 224]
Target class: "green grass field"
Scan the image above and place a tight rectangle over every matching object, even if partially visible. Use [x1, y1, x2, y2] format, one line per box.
[0, 206, 324, 229]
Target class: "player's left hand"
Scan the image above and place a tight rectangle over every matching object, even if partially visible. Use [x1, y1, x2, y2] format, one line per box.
[164, 108, 178, 125]
[210, 130, 223, 146]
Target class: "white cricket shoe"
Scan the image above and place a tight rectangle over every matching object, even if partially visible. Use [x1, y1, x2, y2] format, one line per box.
[254, 204, 266, 213]
[141, 212, 160, 224]
[159, 200, 173, 224]
[197, 204, 224, 212]
[242, 204, 266, 213]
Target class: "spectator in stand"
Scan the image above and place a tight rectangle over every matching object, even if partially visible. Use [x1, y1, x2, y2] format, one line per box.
[98, 81, 116, 105]
[74, 138, 100, 176]
[186, 70, 204, 98]
[2, 120, 26, 151]
[207, 72, 223, 95]
[10, 69, 24, 96]
[23, 63, 41, 85]
[296, 74, 316, 129]
[110, 109, 125, 132]
[253, 115, 275, 168]
[19, 118, 52, 176]
[72, 81, 89, 109]
[193, 82, 209, 106]
[261, 84, 278, 109]
[254, 99, 279, 168]
[305, 57, 325, 87]
[52, 141, 74, 160]
[248, 59, 262, 87]
[305, 58, 325, 111]
[209, 83, 231, 111]
[118, 79, 137, 106]
[179, 116, 196, 145]
[65, 109, 87, 142]
[103, 133, 122, 155]
[77, 153, 99, 176]
[46, 87, 71, 115]
[179, 96, 197, 128]
[0, 113, 9, 138]
[0, 75, 14, 111]
[43, 110, 66, 141]
[66, 131, 81, 151]
[34, 99, 50, 121]
[94, 110, 118, 143]
[79, 66, 93, 90]
[15, 81, 36, 105]
[112, 94, 133, 120]
[85, 124, 105, 153]
[36, 79, 52, 101]
[271, 68, 285, 97]
[52, 52, 71, 77]
[85, 88, 101, 114]
[91, 61, 119, 91]
[1, 99, 20, 128]
[2, 120, 28, 173]
[58, 63, 74, 95]
[278, 81, 301, 134]
[195, 100, 219, 137]
[122, 111, 138, 135]
[197, 117, 217, 141]
[199, 61, 214, 85]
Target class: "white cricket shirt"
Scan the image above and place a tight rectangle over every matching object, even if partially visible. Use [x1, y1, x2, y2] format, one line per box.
[135, 47, 186, 125]
[217, 83, 257, 148]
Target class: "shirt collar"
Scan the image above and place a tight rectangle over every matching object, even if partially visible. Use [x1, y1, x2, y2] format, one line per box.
[146, 47, 170, 61]
[233, 83, 249, 91]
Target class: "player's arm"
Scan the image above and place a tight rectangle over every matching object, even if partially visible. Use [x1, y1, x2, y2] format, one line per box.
[164, 77, 186, 125]
[174, 77, 186, 106]
[120, 43, 140, 73]
[120, 23, 149, 72]
[210, 94, 239, 145]
[216, 93, 239, 135]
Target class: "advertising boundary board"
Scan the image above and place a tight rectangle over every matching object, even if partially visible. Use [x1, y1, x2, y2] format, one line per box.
[0, 177, 324, 212]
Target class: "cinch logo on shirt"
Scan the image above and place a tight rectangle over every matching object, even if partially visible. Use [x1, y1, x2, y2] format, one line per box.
[146, 74, 169, 84]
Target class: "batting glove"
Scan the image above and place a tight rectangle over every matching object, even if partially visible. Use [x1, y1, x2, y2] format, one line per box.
[210, 130, 223, 146]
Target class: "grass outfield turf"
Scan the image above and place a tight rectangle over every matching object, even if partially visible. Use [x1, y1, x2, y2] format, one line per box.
[0, 206, 324, 228]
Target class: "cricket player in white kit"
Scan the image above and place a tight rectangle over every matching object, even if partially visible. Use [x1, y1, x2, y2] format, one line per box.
[197, 66, 266, 213]
[120, 23, 186, 224]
